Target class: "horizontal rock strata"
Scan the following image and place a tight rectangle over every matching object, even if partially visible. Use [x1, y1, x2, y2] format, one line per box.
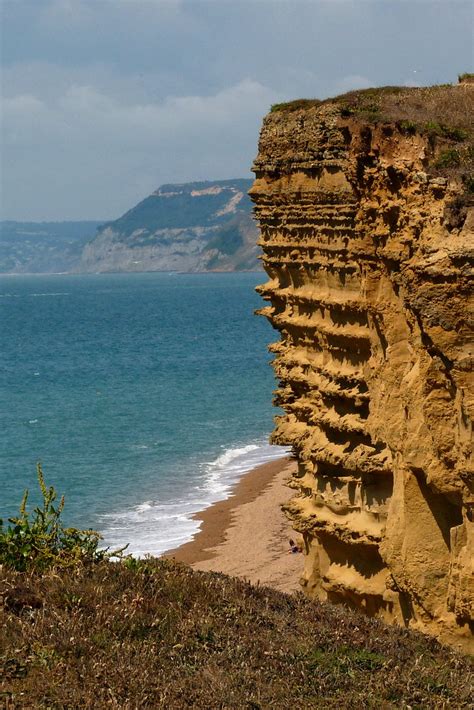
[251, 86, 473, 652]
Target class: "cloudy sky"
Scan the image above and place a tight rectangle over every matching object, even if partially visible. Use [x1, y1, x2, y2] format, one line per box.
[1, 0, 473, 221]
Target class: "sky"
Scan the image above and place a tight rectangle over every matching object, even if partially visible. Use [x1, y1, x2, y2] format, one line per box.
[1, 0, 473, 221]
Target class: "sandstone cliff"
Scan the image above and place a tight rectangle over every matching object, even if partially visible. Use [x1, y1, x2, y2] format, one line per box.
[251, 82, 473, 651]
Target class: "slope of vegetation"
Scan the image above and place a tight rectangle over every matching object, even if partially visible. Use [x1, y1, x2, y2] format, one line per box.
[79, 179, 262, 273]
[1, 558, 472, 709]
[270, 81, 473, 133]
[100, 180, 254, 238]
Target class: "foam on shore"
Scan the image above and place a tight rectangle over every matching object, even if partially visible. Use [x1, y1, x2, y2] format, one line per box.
[99, 439, 290, 557]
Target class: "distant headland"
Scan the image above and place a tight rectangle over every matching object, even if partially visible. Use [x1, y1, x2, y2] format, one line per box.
[0, 179, 261, 275]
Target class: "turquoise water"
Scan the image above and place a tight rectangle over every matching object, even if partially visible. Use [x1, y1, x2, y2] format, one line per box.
[0, 272, 286, 554]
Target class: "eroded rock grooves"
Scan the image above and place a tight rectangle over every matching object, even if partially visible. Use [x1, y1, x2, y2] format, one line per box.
[250, 87, 473, 651]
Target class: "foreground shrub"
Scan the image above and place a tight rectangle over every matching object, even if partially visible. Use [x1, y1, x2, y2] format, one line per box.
[0, 463, 112, 571]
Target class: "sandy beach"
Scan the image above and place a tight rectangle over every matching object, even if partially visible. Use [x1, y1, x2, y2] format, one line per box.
[167, 456, 303, 594]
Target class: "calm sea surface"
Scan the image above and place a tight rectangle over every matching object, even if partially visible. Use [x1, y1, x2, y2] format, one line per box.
[0, 272, 287, 555]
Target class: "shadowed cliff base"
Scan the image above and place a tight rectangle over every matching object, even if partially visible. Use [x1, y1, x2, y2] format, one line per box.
[251, 79, 473, 651]
[2, 559, 472, 708]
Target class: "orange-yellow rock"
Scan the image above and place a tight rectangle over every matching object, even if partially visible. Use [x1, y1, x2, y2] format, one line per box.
[251, 84, 473, 652]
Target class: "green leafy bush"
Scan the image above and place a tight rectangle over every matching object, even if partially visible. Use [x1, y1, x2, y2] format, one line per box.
[0, 463, 116, 571]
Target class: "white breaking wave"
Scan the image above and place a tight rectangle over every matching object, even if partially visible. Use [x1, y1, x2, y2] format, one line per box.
[209, 443, 259, 468]
[99, 439, 290, 558]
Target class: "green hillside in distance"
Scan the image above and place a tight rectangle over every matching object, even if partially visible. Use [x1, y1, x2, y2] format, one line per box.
[80, 178, 262, 273]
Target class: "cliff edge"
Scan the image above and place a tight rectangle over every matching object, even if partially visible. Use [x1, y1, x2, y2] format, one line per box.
[251, 81, 473, 651]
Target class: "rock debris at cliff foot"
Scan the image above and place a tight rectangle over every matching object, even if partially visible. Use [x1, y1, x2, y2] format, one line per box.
[251, 81, 473, 652]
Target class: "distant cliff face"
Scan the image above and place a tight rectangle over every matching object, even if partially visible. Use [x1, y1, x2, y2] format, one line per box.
[251, 84, 473, 651]
[80, 179, 261, 273]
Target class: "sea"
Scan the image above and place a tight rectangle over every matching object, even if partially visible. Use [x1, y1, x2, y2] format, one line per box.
[0, 272, 289, 556]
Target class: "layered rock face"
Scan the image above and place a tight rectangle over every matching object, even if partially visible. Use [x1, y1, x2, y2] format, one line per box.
[251, 86, 473, 651]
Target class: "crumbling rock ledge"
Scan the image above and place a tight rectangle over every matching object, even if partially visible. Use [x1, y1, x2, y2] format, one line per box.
[250, 84, 473, 652]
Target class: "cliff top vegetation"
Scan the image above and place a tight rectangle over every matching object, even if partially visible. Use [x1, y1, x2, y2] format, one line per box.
[269, 80, 472, 130]
[270, 81, 474, 199]
[1, 558, 472, 708]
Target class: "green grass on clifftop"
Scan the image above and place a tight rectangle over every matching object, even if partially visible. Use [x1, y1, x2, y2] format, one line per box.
[2, 558, 472, 709]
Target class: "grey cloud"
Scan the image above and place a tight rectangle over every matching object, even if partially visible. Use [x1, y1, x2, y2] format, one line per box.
[2, 77, 281, 220]
[1, 0, 472, 220]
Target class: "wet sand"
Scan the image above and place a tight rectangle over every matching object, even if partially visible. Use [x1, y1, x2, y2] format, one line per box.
[166, 456, 303, 594]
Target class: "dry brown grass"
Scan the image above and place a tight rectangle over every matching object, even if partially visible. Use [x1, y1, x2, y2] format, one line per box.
[270, 83, 473, 130]
[1, 558, 472, 709]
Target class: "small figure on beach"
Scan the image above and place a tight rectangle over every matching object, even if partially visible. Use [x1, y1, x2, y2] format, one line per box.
[288, 538, 300, 554]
